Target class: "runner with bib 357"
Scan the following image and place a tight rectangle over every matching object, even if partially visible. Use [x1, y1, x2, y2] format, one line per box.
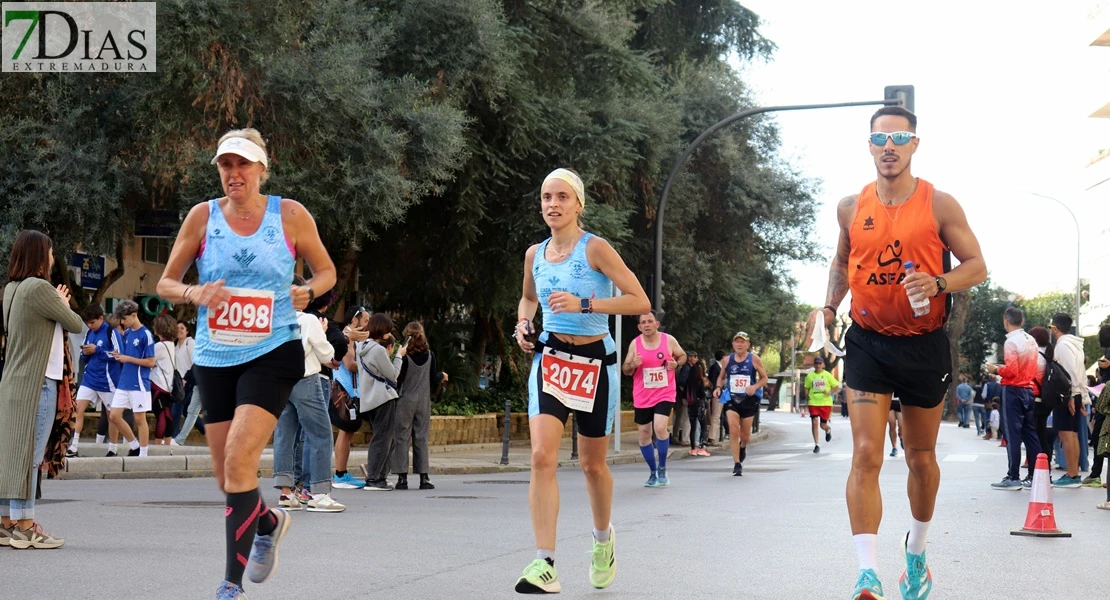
[513, 168, 650, 595]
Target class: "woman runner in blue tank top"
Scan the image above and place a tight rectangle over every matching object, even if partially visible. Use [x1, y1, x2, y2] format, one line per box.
[156, 129, 336, 600]
[511, 168, 650, 594]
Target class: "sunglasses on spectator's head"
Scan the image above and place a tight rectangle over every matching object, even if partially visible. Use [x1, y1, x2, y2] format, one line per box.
[869, 131, 916, 146]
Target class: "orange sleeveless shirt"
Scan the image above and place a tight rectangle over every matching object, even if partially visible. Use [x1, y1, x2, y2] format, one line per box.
[848, 178, 948, 336]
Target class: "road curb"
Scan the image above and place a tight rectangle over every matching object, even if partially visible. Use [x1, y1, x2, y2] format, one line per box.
[56, 422, 775, 479]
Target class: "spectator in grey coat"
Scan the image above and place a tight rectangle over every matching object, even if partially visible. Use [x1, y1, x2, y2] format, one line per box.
[390, 322, 447, 490]
[356, 313, 406, 491]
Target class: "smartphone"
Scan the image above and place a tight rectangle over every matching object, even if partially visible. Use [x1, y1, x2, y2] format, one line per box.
[523, 321, 538, 345]
[403, 336, 412, 347]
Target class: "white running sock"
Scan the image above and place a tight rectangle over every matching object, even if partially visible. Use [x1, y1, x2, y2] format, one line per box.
[107, 443, 118, 453]
[69, 433, 80, 451]
[854, 534, 879, 571]
[96, 434, 106, 444]
[128, 439, 140, 450]
[138, 446, 149, 457]
[592, 525, 611, 543]
[907, 518, 930, 554]
[536, 549, 554, 562]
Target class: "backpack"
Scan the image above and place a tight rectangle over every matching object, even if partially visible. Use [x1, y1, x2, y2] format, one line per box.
[1039, 344, 1072, 409]
[161, 341, 186, 404]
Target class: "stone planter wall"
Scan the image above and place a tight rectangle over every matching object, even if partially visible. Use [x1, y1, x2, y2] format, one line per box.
[82, 407, 638, 447]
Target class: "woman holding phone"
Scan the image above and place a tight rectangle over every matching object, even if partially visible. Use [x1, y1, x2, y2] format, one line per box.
[512, 168, 650, 594]
[356, 312, 405, 491]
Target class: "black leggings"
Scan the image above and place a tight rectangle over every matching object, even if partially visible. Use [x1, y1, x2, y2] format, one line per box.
[687, 399, 707, 449]
[1091, 414, 1105, 477]
[1034, 403, 1055, 468]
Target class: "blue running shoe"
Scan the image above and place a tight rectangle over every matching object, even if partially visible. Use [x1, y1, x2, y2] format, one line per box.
[332, 472, 365, 489]
[215, 581, 247, 599]
[851, 568, 885, 599]
[898, 532, 932, 599]
[657, 468, 670, 487]
[246, 508, 290, 584]
[644, 472, 658, 487]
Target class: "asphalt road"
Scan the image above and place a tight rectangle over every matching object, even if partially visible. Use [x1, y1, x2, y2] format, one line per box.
[8, 412, 1103, 599]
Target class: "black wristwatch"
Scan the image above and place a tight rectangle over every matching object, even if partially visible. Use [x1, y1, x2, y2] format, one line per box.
[580, 298, 592, 314]
[934, 276, 947, 297]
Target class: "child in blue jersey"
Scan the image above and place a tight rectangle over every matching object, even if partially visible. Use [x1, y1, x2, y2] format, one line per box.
[107, 300, 156, 457]
[69, 304, 121, 457]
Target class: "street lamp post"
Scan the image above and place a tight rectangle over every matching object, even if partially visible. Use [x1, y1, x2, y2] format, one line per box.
[1031, 193, 1081, 333]
[652, 90, 911, 310]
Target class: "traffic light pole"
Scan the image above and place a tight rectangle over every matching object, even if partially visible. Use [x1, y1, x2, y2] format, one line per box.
[651, 96, 909, 310]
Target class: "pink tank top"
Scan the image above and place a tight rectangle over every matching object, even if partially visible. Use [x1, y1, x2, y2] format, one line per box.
[632, 333, 677, 409]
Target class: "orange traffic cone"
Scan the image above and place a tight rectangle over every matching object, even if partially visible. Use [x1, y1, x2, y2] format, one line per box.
[1011, 453, 1071, 538]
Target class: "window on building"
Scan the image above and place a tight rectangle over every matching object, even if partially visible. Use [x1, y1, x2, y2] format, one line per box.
[142, 238, 172, 265]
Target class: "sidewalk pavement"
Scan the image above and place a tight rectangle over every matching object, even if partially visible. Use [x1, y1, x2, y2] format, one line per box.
[58, 425, 773, 480]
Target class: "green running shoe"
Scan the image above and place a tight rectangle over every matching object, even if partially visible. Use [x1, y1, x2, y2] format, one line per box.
[589, 526, 616, 589]
[515, 558, 560, 594]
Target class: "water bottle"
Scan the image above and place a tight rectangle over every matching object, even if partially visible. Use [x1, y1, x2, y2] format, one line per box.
[903, 261, 931, 317]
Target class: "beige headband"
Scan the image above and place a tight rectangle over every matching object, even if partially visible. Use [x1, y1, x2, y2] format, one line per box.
[543, 168, 585, 208]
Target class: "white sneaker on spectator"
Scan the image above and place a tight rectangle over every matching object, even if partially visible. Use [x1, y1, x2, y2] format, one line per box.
[307, 493, 346, 513]
[277, 493, 303, 511]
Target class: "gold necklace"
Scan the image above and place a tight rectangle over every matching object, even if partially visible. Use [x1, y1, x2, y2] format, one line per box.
[877, 179, 917, 222]
[229, 198, 262, 221]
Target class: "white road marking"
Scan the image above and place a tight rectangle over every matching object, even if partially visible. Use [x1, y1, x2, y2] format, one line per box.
[752, 453, 806, 462]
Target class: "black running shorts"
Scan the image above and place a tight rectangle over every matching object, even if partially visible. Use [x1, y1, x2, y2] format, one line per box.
[193, 340, 305, 423]
[634, 401, 675, 425]
[1052, 395, 1083, 433]
[528, 333, 618, 439]
[725, 399, 759, 419]
[844, 325, 950, 409]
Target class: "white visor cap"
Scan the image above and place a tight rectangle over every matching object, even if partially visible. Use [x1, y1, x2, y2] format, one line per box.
[210, 137, 269, 169]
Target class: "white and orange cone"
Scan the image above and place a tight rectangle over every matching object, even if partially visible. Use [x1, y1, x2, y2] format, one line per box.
[1011, 453, 1071, 538]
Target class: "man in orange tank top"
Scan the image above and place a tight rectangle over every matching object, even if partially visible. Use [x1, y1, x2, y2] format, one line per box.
[806, 106, 987, 600]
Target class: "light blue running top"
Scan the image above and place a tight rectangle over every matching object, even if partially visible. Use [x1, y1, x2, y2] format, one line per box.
[194, 195, 298, 367]
[533, 232, 613, 336]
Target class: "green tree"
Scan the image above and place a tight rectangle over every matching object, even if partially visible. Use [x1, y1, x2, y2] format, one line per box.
[960, 279, 1013, 380]
[0, 1, 820, 410]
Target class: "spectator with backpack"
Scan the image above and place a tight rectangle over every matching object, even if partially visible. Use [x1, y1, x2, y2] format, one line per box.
[1029, 326, 1055, 476]
[330, 306, 370, 490]
[1047, 313, 1086, 488]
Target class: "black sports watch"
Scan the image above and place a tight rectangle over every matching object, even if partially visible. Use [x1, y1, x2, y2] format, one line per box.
[934, 276, 947, 297]
[580, 298, 592, 314]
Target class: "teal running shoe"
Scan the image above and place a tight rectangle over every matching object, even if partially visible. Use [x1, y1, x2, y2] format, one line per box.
[851, 568, 885, 599]
[656, 468, 670, 487]
[898, 532, 932, 599]
[332, 472, 365, 489]
[644, 472, 658, 487]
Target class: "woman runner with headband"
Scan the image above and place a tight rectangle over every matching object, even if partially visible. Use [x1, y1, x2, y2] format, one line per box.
[513, 168, 650, 594]
[157, 128, 336, 600]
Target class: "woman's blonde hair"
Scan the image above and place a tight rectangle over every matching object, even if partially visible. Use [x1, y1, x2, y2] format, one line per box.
[217, 128, 270, 184]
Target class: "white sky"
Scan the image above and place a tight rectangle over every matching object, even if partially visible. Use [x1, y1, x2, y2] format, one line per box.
[735, 0, 1110, 313]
